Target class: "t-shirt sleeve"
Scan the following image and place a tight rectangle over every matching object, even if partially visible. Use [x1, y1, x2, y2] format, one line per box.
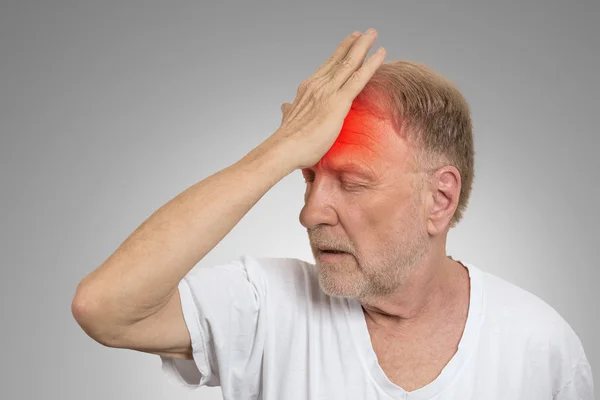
[552, 351, 596, 400]
[159, 255, 267, 395]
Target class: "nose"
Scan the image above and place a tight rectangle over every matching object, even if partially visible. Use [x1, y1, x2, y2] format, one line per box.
[299, 180, 338, 229]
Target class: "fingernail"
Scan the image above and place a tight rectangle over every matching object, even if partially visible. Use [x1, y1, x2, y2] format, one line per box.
[350, 31, 362, 37]
[366, 28, 375, 35]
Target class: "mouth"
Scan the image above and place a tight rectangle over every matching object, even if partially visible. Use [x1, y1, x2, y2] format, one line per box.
[320, 250, 347, 254]
[317, 248, 352, 260]
[317, 250, 351, 261]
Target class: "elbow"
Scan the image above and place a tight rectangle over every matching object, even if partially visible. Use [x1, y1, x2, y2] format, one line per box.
[71, 285, 124, 348]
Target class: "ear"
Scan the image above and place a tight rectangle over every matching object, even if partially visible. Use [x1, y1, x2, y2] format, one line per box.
[425, 166, 461, 235]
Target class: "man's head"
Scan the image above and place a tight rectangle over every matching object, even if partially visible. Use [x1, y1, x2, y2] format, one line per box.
[299, 60, 475, 301]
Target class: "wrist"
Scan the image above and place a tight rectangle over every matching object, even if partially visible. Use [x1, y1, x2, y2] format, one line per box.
[238, 136, 298, 177]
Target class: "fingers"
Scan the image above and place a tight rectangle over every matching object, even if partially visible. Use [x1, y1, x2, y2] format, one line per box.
[312, 31, 363, 79]
[329, 28, 380, 89]
[338, 45, 386, 99]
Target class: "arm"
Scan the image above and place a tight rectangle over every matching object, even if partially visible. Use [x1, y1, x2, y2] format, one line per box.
[71, 28, 385, 360]
[71, 137, 295, 357]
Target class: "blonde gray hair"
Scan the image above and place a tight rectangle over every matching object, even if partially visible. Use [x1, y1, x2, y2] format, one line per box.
[354, 60, 475, 229]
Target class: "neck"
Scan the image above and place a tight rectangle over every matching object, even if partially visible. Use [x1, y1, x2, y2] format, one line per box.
[359, 254, 468, 331]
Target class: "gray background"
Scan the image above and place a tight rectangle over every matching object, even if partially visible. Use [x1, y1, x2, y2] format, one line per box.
[0, 0, 597, 399]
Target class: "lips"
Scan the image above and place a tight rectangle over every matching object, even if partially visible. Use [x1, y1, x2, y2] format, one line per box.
[319, 248, 348, 254]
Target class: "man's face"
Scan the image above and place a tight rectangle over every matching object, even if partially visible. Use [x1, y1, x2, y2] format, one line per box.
[299, 106, 430, 301]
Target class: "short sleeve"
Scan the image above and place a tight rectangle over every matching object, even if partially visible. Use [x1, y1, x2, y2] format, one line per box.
[553, 352, 596, 400]
[160, 255, 267, 397]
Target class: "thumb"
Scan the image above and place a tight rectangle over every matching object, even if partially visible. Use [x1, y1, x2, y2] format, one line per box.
[280, 102, 292, 122]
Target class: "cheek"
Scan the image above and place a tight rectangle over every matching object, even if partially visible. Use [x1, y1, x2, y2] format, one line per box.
[361, 193, 404, 225]
[372, 198, 416, 238]
[342, 203, 390, 248]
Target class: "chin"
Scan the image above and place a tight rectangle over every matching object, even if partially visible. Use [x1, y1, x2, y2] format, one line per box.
[316, 264, 364, 299]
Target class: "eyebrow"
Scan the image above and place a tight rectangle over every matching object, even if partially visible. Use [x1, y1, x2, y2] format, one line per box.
[305, 163, 376, 180]
[339, 163, 376, 177]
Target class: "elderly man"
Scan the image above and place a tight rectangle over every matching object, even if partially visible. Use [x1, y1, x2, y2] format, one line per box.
[71, 29, 594, 399]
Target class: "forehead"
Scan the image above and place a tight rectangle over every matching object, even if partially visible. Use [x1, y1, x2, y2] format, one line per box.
[315, 107, 404, 174]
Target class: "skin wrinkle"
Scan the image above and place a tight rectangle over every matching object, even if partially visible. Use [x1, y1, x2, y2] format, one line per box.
[320, 119, 396, 182]
[300, 102, 465, 332]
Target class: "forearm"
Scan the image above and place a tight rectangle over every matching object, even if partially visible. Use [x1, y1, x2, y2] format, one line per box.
[73, 137, 295, 330]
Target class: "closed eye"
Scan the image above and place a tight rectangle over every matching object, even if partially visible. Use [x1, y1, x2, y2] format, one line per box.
[342, 182, 366, 191]
[301, 170, 367, 191]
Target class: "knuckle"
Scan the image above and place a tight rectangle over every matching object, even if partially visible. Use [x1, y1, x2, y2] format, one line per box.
[324, 55, 336, 66]
[338, 55, 354, 69]
[349, 69, 362, 83]
[299, 78, 326, 95]
[297, 79, 313, 92]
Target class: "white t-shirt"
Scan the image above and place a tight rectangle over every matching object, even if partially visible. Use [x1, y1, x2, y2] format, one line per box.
[160, 255, 595, 399]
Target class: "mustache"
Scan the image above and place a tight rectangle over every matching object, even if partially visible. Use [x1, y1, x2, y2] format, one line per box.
[308, 229, 353, 252]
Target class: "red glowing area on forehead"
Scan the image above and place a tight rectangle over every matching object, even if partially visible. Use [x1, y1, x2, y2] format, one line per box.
[317, 107, 399, 176]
